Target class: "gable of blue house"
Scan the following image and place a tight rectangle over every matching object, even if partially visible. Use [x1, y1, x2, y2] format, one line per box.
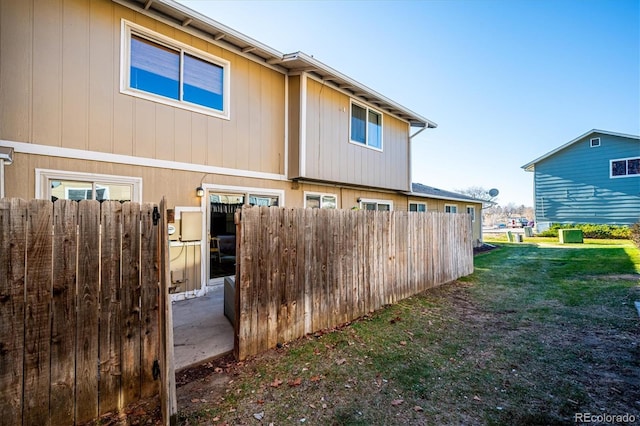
[522, 130, 640, 227]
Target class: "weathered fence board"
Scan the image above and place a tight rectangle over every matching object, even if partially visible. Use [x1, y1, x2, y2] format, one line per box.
[236, 207, 473, 360]
[121, 202, 142, 407]
[140, 204, 160, 399]
[50, 200, 78, 426]
[0, 199, 27, 426]
[0, 199, 169, 425]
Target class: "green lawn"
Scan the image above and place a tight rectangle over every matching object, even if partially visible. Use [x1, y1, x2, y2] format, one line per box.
[175, 239, 640, 425]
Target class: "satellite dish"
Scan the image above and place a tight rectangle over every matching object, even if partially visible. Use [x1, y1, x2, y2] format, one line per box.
[488, 188, 499, 197]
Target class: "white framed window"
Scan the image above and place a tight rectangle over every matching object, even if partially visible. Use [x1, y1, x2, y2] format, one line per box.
[36, 169, 142, 202]
[304, 192, 337, 209]
[359, 198, 392, 211]
[409, 202, 426, 212]
[590, 137, 601, 147]
[350, 101, 383, 150]
[444, 204, 458, 213]
[120, 20, 231, 119]
[610, 157, 639, 178]
[466, 206, 476, 222]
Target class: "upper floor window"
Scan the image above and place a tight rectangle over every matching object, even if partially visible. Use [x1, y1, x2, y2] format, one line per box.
[590, 137, 601, 147]
[305, 192, 337, 209]
[121, 20, 230, 119]
[445, 204, 458, 213]
[350, 102, 383, 150]
[466, 206, 476, 222]
[409, 202, 426, 212]
[610, 157, 640, 178]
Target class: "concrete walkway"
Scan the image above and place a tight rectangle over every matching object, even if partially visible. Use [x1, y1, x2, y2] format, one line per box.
[172, 284, 234, 371]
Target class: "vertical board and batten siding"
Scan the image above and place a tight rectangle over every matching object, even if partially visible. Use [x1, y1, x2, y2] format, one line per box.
[0, 0, 286, 175]
[534, 134, 640, 225]
[235, 206, 473, 360]
[298, 77, 411, 191]
[0, 199, 174, 426]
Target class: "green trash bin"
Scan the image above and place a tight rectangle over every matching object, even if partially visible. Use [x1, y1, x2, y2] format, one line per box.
[559, 229, 583, 244]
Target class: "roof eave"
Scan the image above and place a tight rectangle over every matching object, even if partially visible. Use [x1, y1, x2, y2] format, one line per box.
[280, 52, 437, 128]
[521, 129, 640, 171]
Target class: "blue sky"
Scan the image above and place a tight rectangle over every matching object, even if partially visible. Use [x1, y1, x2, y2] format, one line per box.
[179, 0, 639, 206]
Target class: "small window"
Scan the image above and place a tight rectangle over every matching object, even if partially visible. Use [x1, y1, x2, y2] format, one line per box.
[409, 202, 426, 212]
[590, 137, 601, 147]
[37, 170, 141, 202]
[305, 192, 337, 209]
[359, 198, 392, 211]
[350, 101, 383, 150]
[445, 204, 458, 213]
[249, 195, 279, 206]
[610, 157, 640, 178]
[466, 206, 476, 222]
[122, 20, 230, 119]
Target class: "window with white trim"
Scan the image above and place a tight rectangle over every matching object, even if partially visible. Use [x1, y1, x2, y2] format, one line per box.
[359, 198, 392, 211]
[121, 20, 230, 119]
[305, 192, 337, 209]
[350, 101, 383, 150]
[611, 157, 639, 178]
[36, 169, 142, 202]
[409, 202, 426, 212]
[466, 206, 476, 222]
[444, 204, 458, 213]
[590, 138, 601, 147]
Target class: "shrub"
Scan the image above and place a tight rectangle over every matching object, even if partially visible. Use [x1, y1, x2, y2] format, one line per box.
[537, 223, 631, 240]
[631, 222, 640, 249]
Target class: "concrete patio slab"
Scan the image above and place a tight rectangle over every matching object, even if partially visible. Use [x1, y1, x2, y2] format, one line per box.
[172, 284, 234, 371]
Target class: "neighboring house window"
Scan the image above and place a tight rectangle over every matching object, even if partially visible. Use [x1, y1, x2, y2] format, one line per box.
[409, 202, 426, 212]
[466, 206, 476, 222]
[121, 20, 230, 119]
[359, 198, 392, 211]
[305, 192, 337, 209]
[36, 169, 142, 202]
[610, 157, 640, 178]
[590, 137, 601, 147]
[444, 204, 458, 213]
[350, 101, 383, 150]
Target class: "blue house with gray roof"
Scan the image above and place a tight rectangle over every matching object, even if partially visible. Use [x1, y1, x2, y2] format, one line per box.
[522, 130, 640, 230]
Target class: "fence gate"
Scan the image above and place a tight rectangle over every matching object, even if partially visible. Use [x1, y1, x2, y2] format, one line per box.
[0, 198, 176, 426]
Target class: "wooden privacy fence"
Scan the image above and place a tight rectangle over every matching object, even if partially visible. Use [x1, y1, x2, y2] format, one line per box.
[0, 198, 175, 426]
[235, 207, 474, 360]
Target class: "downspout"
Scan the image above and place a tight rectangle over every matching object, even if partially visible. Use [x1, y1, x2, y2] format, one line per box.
[407, 124, 428, 192]
[0, 147, 14, 198]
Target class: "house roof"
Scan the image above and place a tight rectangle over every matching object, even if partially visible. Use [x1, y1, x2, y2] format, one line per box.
[407, 183, 485, 204]
[521, 129, 640, 172]
[114, 0, 436, 129]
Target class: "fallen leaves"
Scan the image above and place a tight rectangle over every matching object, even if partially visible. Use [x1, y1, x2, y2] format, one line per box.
[391, 399, 404, 406]
[288, 377, 302, 387]
[270, 378, 283, 388]
[336, 358, 347, 365]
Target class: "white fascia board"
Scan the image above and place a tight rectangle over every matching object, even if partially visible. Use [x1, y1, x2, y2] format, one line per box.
[1, 140, 289, 182]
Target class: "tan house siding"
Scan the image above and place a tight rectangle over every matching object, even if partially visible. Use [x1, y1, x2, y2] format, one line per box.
[0, 0, 286, 176]
[290, 76, 411, 191]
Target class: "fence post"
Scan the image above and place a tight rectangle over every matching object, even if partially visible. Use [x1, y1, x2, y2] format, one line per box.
[158, 198, 177, 425]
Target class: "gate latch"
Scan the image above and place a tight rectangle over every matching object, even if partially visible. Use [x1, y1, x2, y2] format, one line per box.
[152, 206, 160, 226]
